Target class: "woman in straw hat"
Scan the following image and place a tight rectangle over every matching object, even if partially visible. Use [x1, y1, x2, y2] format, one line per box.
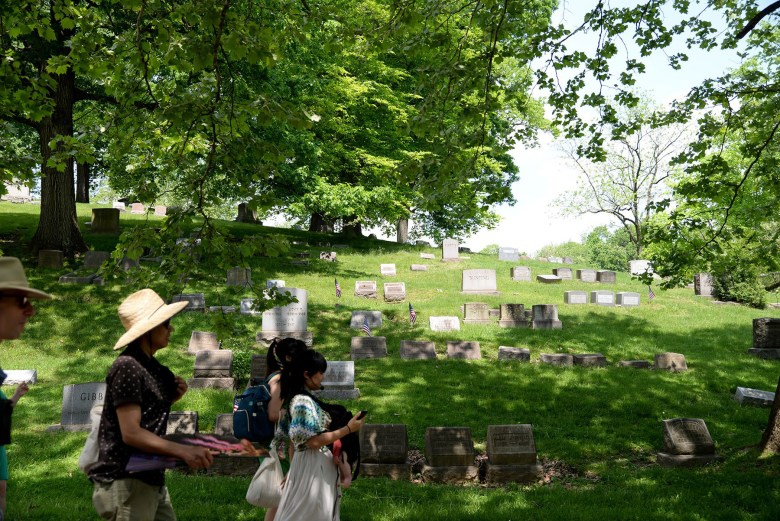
[88, 289, 213, 521]
[0, 257, 51, 521]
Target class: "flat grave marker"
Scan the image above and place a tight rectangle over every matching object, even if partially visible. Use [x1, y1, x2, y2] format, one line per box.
[734, 387, 775, 407]
[429, 316, 460, 332]
[171, 293, 206, 311]
[616, 292, 640, 307]
[350, 310, 383, 329]
[497, 347, 530, 361]
[539, 353, 573, 366]
[446, 341, 481, 359]
[351, 337, 388, 359]
[410, 264, 428, 271]
[573, 353, 607, 367]
[383, 282, 406, 303]
[511, 266, 532, 282]
[399, 340, 437, 360]
[420, 253, 436, 260]
[380, 263, 397, 276]
[536, 274, 561, 284]
[654, 352, 688, 371]
[590, 290, 615, 306]
[354, 280, 378, 299]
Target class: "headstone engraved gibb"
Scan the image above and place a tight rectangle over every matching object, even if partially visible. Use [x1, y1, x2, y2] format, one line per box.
[350, 310, 383, 329]
[429, 316, 460, 332]
[616, 292, 640, 307]
[313, 361, 359, 400]
[441, 239, 459, 261]
[91, 208, 121, 234]
[351, 337, 388, 359]
[171, 293, 206, 311]
[657, 418, 719, 467]
[189, 350, 235, 389]
[536, 274, 561, 284]
[380, 264, 397, 276]
[694, 272, 714, 296]
[498, 304, 531, 328]
[383, 282, 406, 303]
[320, 251, 337, 262]
[596, 270, 617, 284]
[154, 205, 167, 216]
[422, 427, 478, 484]
[630, 259, 653, 276]
[654, 352, 688, 371]
[167, 411, 199, 435]
[748, 318, 780, 359]
[360, 424, 411, 479]
[734, 387, 775, 408]
[38, 250, 64, 269]
[498, 247, 519, 262]
[539, 353, 574, 366]
[552, 267, 573, 280]
[410, 264, 428, 271]
[590, 291, 615, 306]
[354, 280, 378, 299]
[48, 382, 106, 432]
[463, 302, 491, 325]
[130, 202, 145, 214]
[188, 331, 220, 355]
[1, 370, 37, 385]
[399, 340, 437, 360]
[485, 424, 543, 484]
[266, 279, 285, 289]
[226, 267, 251, 287]
[532, 305, 562, 330]
[573, 353, 607, 367]
[446, 341, 481, 360]
[497, 347, 530, 361]
[83, 251, 111, 270]
[258, 288, 312, 347]
[461, 269, 498, 295]
[564, 290, 588, 304]
[511, 266, 532, 282]
[577, 269, 597, 282]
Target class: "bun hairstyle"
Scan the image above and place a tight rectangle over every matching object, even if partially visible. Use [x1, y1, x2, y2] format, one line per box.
[266, 337, 309, 376]
[280, 348, 327, 402]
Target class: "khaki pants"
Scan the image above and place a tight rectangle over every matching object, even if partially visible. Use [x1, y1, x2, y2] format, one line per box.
[92, 479, 176, 521]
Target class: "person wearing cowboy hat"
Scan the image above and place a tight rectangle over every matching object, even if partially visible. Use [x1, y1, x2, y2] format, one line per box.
[0, 257, 51, 521]
[89, 288, 213, 521]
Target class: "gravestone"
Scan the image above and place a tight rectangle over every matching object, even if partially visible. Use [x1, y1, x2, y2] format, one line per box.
[38, 250, 63, 269]
[380, 263, 397, 276]
[463, 302, 491, 325]
[399, 340, 437, 360]
[91, 208, 121, 234]
[295, 251, 310, 258]
[250, 354, 268, 385]
[654, 352, 688, 371]
[360, 424, 411, 479]
[112, 201, 126, 211]
[256, 331, 313, 348]
[0, 370, 37, 385]
[498, 247, 519, 262]
[410, 264, 428, 271]
[350, 310, 383, 329]
[240, 298, 259, 316]
[532, 305, 562, 329]
[616, 292, 640, 306]
[539, 353, 573, 366]
[461, 269, 498, 294]
[154, 205, 167, 216]
[266, 279, 285, 289]
[442, 239, 459, 261]
[319, 251, 337, 262]
[260, 288, 310, 347]
[548, 256, 563, 264]
[188, 331, 220, 354]
[497, 347, 530, 361]
[617, 360, 652, 369]
[429, 316, 460, 332]
[629, 259, 653, 276]
[694, 273, 714, 296]
[564, 290, 588, 304]
[537, 257, 549, 263]
[118, 257, 140, 271]
[536, 274, 561, 284]
[446, 341, 481, 360]
[573, 353, 607, 367]
[596, 270, 617, 283]
[734, 387, 775, 408]
[422, 427, 478, 484]
[590, 291, 615, 306]
[383, 282, 406, 303]
[351, 337, 388, 359]
[354, 280, 378, 299]
[420, 253, 436, 260]
[59, 272, 101, 285]
[498, 304, 531, 328]
[562, 257, 573, 264]
[236, 202, 259, 223]
[313, 361, 359, 400]
[214, 414, 234, 437]
[657, 418, 719, 467]
[511, 266, 532, 282]
[48, 382, 106, 431]
[485, 424, 543, 484]
[748, 318, 780, 359]
[83, 251, 110, 270]
[167, 411, 198, 435]
[189, 350, 235, 389]
[130, 202, 144, 214]
[171, 293, 206, 311]
[576, 269, 597, 282]
[209, 305, 236, 314]
[552, 267, 573, 280]
[226, 267, 251, 287]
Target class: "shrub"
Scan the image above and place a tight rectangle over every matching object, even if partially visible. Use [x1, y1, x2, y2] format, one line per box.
[712, 258, 767, 309]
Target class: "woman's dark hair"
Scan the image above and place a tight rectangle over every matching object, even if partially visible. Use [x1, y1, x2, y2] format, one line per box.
[279, 349, 327, 402]
[266, 337, 308, 376]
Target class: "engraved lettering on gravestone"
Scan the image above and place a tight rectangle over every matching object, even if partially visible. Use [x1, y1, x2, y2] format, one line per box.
[425, 427, 474, 467]
[590, 291, 615, 305]
[351, 337, 388, 359]
[429, 316, 461, 331]
[564, 291, 588, 304]
[354, 280, 378, 298]
[461, 269, 498, 293]
[350, 310, 383, 329]
[262, 288, 308, 331]
[442, 239, 459, 260]
[662, 418, 715, 455]
[616, 292, 640, 306]
[322, 361, 355, 389]
[512, 266, 532, 281]
[383, 282, 406, 302]
[62, 383, 106, 426]
[486, 425, 537, 465]
[463, 303, 489, 323]
[360, 424, 408, 464]
[380, 264, 397, 276]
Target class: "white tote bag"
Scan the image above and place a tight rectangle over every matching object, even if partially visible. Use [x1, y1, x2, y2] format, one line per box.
[246, 446, 284, 508]
[78, 403, 103, 473]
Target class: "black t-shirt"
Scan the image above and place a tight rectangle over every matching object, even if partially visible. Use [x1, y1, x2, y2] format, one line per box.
[88, 343, 178, 486]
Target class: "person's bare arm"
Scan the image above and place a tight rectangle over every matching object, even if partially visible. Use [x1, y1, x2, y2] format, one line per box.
[305, 413, 367, 450]
[267, 375, 283, 423]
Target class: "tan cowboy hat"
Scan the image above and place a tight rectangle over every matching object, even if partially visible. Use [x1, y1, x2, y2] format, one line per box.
[113, 288, 188, 350]
[0, 257, 51, 299]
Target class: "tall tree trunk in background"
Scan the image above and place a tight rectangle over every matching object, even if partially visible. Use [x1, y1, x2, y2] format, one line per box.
[30, 69, 87, 256]
[309, 212, 334, 233]
[342, 214, 362, 238]
[760, 376, 780, 456]
[76, 162, 90, 203]
[396, 218, 409, 243]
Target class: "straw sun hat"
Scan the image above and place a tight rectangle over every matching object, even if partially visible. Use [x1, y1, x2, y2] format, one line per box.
[0, 257, 51, 299]
[113, 289, 188, 350]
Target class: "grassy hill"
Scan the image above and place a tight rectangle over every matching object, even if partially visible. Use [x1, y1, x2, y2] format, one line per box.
[2, 201, 779, 520]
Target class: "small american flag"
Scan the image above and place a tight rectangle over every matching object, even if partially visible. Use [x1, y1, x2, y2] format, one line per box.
[335, 278, 342, 298]
[409, 303, 417, 325]
[362, 317, 372, 336]
[648, 285, 656, 301]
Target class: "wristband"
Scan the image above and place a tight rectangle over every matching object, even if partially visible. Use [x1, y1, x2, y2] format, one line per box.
[346, 425, 351, 434]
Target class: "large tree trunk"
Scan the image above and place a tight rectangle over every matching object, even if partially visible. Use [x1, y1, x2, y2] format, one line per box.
[760, 376, 780, 456]
[30, 69, 87, 256]
[396, 218, 409, 243]
[309, 212, 334, 233]
[76, 162, 90, 203]
[341, 214, 362, 238]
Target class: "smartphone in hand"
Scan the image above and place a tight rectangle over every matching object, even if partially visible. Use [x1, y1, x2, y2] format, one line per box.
[356, 410, 368, 420]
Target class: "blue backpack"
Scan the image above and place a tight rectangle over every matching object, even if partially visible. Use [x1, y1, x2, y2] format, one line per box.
[232, 374, 276, 442]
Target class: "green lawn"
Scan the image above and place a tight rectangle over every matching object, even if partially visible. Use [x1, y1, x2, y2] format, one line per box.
[2, 202, 779, 520]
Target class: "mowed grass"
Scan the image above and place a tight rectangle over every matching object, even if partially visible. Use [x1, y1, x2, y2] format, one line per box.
[1, 201, 779, 521]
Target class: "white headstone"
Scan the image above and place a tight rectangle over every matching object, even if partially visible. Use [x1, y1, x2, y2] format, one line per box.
[262, 288, 308, 331]
[629, 260, 653, 276]
[462, 269, 498, 294]
[380, 264, 397, 276]
[266, 279, 285, 289]
[429, 316, 461, 332]
[442, 239, 459, 260]
[498, 248, 519, 262]
[616, 292, 640, 306]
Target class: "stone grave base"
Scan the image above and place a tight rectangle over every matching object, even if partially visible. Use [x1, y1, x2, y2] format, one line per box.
[256, 331, 313, 347]
[313, 388, 360, 400]
[208, 306, 237, 313]
[485, 463, 543, 484]
[498, 319, 531, 328]
[464, 319, 493, 325]
[360, 463, 411, 480]
[747, 348, 780, 359]
[573, 354, 607, 367]
[58, 273, 104, 285]
[618, 360, 651, 369]
[734, 387, 775, 407]
[656, 452, 720, 468]
[532, 320, 562, 330]
[187, 377, 235, 390]
[539, 354, 573, 366]
[460, 291, 500, 295]
[421, 465, 478, 484]
[498, 347, 530, 361]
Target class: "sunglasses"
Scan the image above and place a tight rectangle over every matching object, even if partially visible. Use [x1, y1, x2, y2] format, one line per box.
[0, 295, 31, 308]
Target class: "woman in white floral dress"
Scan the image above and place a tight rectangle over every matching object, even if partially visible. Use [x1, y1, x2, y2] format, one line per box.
[273, 350, 365, 521]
